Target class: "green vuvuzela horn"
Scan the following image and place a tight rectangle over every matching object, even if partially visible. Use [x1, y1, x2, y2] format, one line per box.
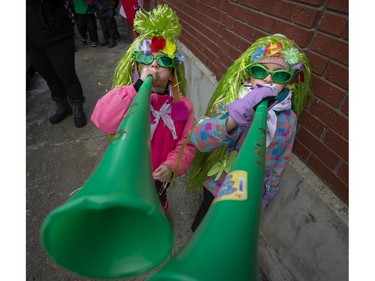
[148, 100, 270, 281]
[41, 76, 174, 279]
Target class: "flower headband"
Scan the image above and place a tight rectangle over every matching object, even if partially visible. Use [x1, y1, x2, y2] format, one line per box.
[243, 40, 304, 73]
[135, 36, 185, 65]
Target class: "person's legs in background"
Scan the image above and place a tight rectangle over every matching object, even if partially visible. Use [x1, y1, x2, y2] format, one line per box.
[75, 13, 88, 45]
[98, 14, 110, 46]
[106, 16, 117, 48]
[43, 36, 87, 127]
[28, 47, 73, 124]
[86, 13, 99, 46]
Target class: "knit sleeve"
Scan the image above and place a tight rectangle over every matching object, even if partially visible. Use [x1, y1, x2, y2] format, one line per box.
[263, 111, 297, 207]
[189, 113, 241, 152]
[91, 85, 137, 135]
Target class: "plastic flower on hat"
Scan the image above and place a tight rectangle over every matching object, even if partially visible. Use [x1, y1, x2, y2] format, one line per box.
[163, 40, 177, 58]
[250, 46, 266, 62]
[264, 42, 283, 57]
[137, 38, 152, 55]
[283, 48, 300, 65]
[150, 36, 166, 52]
[174, 51, 185, 64]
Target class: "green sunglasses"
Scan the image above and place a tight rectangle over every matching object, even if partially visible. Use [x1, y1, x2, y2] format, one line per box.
[132, 51, 177, 68]
[246, 63, 297, 84]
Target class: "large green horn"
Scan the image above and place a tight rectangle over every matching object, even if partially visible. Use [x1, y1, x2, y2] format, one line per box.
[148, 100, 269, 281]
[40, 76, 174, 279]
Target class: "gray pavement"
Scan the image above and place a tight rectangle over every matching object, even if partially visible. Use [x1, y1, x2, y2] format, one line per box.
[26, 17, 269, 281]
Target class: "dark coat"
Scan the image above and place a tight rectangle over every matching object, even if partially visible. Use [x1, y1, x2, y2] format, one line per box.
[26, 0, 74, 49]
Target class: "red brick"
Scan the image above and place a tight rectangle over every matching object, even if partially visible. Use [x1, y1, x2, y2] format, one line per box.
[342, 21, 348, 40]
[318, 11, 347, 36]
[307, 155, 348, 203]
[311, 33, 348, 65]
[341, 95, 348, 115]
[311, 75, 346, 107]
[216, 0, 228, 10]
[240, 39, 251, 52]
[219, 46, 236, 67]
[244, 10, 274, 31]
[238, 0, 263, 10]
[299, 110, 326, 137]
[337, 162, 348, 184]
[297, 0, 325, 6]
[223, 14, 235, 29]
[199, 4, 227, 22]
[198, 34, 224, 58]
[227, 2, 248, 22]
[262, 0, 295, 21]
[293, 139, 311, 162]
[327, 0, 348, 13]
[323, 129, 348, 161]
[217, 62, 229, 78]
[310, 99, 348, 138]
[270, 20, 314, 48]
[206, 61, 220, 79]
[227, 43, 243, 62]
[293, 5, 322, 28]
[308, 51, 329, 76]
[298, 127, 341, 169]
[325, 61, 348, 90]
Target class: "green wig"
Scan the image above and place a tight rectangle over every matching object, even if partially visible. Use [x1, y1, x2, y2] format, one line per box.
[187, 34, 312, 191]
[111, 4, 187, 100]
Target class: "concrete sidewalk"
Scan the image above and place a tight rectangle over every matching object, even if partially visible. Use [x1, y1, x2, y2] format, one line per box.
[26, 16, 347, 281]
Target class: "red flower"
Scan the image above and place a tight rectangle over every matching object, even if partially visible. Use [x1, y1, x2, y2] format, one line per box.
[264, 42, 283, 57]
[150, 36, 166, 52]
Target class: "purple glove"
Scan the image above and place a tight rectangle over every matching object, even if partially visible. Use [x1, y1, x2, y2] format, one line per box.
[226, 84, 278, 131]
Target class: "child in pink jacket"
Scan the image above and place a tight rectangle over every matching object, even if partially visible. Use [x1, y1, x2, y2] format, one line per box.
[91, 5, 196, 212]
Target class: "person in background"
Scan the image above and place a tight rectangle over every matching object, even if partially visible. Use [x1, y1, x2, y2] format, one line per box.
[26, 0, 87, 128]
[188, 34, 312, 231]
[119, 0, 142, 41]
[91, 5, 196, 212]
[74, 0, 99, 47]
[94, 0, 119, 48]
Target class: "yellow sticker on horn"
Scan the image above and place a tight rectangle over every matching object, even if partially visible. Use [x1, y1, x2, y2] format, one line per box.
[214, 170, 248, 202]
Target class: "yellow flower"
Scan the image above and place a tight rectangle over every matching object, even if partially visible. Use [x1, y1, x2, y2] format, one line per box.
[163, 41, 177, 58]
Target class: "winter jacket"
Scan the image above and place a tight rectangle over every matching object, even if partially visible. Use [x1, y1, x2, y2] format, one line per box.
[26, 0, 74, 50]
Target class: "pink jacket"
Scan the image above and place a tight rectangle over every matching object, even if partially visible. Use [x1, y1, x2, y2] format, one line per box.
[91, 84, 196, 176]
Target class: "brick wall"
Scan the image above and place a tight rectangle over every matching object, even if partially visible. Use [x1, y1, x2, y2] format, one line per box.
[146, 0, 349, 204]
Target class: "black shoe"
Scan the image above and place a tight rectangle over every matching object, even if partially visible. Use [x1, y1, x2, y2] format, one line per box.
[108, 39, 116, 48]
[71, 99, 87, 128]
[100, 40, 109, 46]
[49, 97, 73, 124]
[80, 38, 87, 45]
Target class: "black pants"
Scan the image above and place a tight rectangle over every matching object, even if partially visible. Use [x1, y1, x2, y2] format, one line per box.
[98, 15, 117, 41]
[28, 36, 84, 101]
[191, 187, 214, 232]
[155, 180, 169, 202]
[75, 13, 98, 43]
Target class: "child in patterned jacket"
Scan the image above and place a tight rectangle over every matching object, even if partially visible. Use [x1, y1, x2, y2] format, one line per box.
[188, 34, 311, 231]
[91, 5, 196, 212]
